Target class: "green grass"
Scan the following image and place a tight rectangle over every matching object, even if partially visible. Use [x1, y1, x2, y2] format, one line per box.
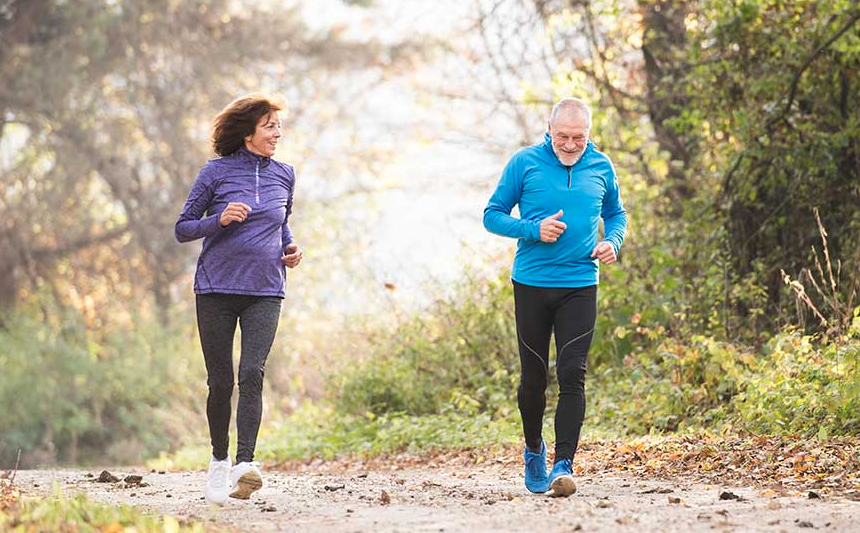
[256, 402, 524, 461]
[0, 483, 228, 533]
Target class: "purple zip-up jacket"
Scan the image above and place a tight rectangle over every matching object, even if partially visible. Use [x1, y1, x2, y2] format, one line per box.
[175, 147, 296, 298]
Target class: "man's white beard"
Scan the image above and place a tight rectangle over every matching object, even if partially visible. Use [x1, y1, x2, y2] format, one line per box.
[554, 146, 583, 166]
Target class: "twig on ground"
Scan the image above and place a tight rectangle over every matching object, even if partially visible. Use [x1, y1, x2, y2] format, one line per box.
[10, 449, 21, 483]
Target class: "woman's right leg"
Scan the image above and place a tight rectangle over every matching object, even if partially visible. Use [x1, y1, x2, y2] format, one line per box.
[196, 294, 239, 461]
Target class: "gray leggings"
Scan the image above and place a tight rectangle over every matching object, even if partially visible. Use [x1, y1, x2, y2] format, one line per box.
[196, 293, 282, 463]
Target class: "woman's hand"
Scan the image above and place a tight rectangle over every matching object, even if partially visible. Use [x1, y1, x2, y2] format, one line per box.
[219, 202, 252, 227]
[282, 243, 303, 268]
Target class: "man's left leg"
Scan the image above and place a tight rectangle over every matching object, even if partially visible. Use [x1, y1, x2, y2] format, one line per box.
[549, 285, 597, 495]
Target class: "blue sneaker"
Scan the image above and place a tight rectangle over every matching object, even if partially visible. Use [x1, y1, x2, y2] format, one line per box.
[549, 459, 576, 496]
[523, 441, 550, 493]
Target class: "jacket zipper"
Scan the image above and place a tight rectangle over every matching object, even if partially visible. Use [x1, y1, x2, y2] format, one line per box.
[254, 159, 260, 204]
[568, 167, 572, 188]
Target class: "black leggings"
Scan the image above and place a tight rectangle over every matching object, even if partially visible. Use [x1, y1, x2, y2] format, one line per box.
[513, 281, 597, 462]
[196, 293, 282, 463]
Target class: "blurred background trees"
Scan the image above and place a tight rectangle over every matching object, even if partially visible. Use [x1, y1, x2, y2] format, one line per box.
[0, 0, 428, 466]
[438, 0, 858, 339]
[1, 0, 858, 467]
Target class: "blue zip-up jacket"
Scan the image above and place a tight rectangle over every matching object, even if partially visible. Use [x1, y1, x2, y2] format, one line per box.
[483, 133, 627, 287]
[175, 147, 296, 297]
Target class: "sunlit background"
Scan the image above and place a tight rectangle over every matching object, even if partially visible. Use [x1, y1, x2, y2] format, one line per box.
[2, 0, 858, 469]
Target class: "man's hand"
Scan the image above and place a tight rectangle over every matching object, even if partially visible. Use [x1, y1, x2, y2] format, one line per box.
[282, 243, 303, 269]
[219, 202, 252, 227]
[539, 210, 566, 243]
[590, 240, 616, 265]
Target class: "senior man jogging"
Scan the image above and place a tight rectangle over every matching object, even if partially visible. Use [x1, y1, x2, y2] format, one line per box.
[483, 97, 627, 496]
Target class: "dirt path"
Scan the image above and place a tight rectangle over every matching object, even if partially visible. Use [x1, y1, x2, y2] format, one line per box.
[14, 461, 860, 533]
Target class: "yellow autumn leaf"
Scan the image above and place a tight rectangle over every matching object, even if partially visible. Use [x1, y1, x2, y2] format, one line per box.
[102, 522, 124, 533]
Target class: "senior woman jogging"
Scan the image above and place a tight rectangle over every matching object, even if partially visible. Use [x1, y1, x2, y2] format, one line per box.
[175, 93, 303, 505]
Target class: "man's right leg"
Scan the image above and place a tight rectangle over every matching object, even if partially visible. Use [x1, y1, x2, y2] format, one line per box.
[513, 281, 553, 447]
[513, 281, 553, 493]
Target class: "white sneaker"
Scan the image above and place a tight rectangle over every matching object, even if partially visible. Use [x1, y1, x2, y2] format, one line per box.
[230, 461, 263, 500]
[205, 456, 232, 505]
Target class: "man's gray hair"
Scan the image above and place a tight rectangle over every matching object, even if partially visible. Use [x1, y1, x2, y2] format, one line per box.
[550, 98, 592, 129]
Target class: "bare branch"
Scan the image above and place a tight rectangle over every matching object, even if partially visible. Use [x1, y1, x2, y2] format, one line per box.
[768, 11, 860, 131]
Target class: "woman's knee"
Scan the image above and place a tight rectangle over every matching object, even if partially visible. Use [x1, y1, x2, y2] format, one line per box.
[207, 382, 234, 401]
[238, 369, 265, 396]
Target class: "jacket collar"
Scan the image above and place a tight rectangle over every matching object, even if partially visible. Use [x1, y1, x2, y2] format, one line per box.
[235, 146, 271, 168]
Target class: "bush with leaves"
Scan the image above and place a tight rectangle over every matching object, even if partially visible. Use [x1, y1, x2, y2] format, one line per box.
[0, 311, 204, 468]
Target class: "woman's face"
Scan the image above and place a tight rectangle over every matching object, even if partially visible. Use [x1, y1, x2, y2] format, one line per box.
[244, 111, 282, 157]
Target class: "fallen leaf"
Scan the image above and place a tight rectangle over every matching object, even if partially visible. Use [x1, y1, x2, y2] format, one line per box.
[97, 471, 120, 483]
[102, 522, 124, 533]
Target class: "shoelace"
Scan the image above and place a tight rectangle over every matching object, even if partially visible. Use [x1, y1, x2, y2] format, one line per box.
[209, 463, 231, 488]
[526, 454, 546, 478]
[553, 459, 572, 475]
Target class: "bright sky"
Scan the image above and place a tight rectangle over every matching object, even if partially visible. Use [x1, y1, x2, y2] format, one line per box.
[290, 0, 526, 310]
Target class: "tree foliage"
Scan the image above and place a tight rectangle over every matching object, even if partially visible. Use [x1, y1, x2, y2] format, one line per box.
[682, 1, 860, 321]
[0, 0, 426, 466]
[446, 0, 859, 339]
[0, 0, 422, 325]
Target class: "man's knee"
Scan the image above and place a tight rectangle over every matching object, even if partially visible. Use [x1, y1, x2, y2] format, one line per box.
[518, 376, 547, 397]
[557, 359, 586, 392]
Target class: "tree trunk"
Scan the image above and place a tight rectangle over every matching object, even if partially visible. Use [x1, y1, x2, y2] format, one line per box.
[640, 0, 697, 211]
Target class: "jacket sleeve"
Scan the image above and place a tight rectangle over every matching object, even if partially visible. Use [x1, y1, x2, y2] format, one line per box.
[175, 164, 225, 243]
[600, 161, 627, 255]
[482, 155, 541, 241]
[281, 166, 295, 251]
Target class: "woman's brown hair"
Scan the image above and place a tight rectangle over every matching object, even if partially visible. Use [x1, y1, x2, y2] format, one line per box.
[211, 93, 287, 156]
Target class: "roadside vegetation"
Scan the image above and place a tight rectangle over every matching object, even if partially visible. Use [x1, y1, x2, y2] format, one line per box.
[2, 0, 858, 479]
[0, 477, 222, 533]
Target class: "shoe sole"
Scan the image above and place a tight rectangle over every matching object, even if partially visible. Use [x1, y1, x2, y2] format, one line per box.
[525, 481, 550, 494]
[549, 475, 576, 497]
[205, 491, 228, 506]
[229, 472, 263, 500]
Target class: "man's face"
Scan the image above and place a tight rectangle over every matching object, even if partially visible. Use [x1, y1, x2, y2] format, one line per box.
[245, 111, 282, 157]
[549, 111, 589, 166]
